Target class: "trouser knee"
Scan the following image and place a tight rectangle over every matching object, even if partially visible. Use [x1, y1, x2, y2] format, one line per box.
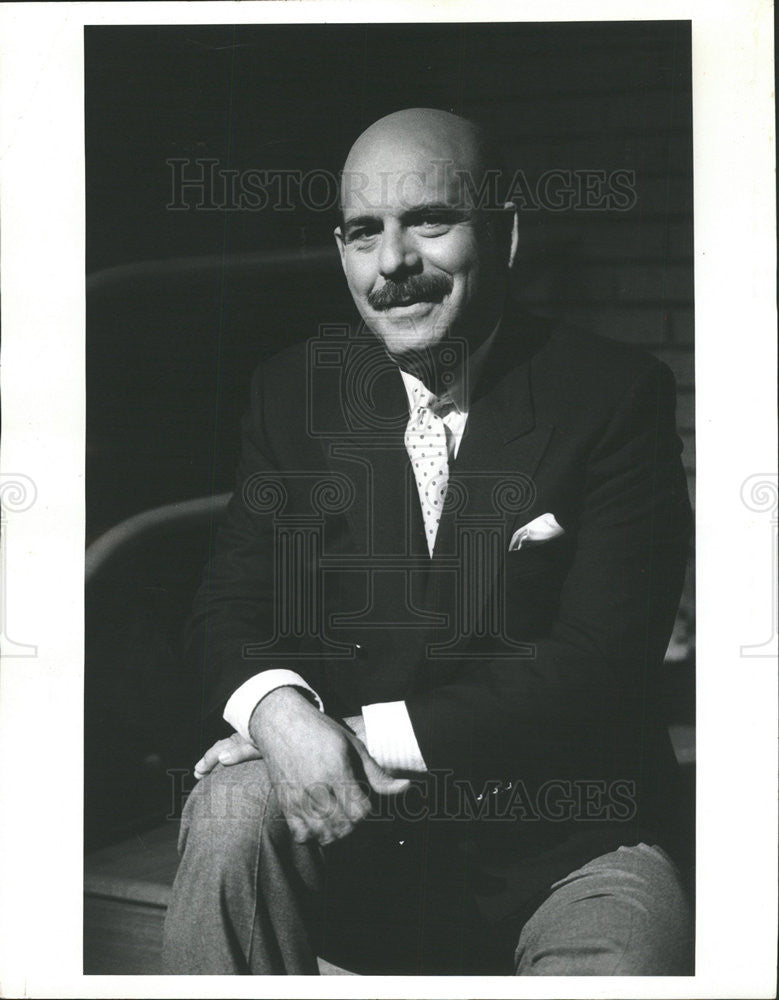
[163, 760, 291, 973]
[178, 759, 286, 869]
[514, 843, 692, 976]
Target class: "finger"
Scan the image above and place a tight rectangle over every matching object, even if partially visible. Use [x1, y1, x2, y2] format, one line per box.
[194, 738, 233, 779]
[281, 786, 337, 845]
[359, 750, 411, 796]
[300, 785, 355, 844]
[217, 734, 262, 766]
[303, 781, 339, 819]
[326, 782, 368, 840]
[285, 811, 312, 844]
[338, 781, 372, 824]
[314, 814, 354, 845]
[301, 786, 352, 840]
[294, 807, 352, 846]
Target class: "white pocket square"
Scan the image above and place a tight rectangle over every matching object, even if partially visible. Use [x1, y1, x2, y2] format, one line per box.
[508, 513, 564, 552]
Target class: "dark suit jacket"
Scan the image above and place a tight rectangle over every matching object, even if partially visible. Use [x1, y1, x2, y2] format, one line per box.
[185, 301, 692, 923]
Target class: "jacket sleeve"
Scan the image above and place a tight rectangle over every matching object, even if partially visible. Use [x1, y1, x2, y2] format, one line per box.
[404, 359, 692, 782]
[183, 361, 323, 719]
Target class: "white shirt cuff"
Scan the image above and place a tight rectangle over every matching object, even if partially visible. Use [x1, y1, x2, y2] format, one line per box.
[362, 701, 428, 774]
[223, 670, 323, 741]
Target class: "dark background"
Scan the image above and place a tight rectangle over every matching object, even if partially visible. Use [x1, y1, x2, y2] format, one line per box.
[86, 20, 694, 532]
[85, 22, 695, 846]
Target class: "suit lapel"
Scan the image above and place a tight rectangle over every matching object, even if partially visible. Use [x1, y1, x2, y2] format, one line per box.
[318, 334, 418, 557]
[424, 310, 555, 653]
[433, 308, 554, 561]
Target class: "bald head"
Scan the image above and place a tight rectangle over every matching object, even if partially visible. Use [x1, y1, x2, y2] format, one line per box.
[348, 107, 485, 151]
[340, 108, 505, 217]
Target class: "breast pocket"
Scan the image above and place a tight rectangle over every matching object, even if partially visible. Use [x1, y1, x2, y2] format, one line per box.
[502, 535, 574, 635]
[504, 533, 573, 579]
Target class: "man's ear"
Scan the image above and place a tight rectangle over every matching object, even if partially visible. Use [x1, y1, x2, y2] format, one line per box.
[503, 201, 519, 270]
[334, 226, 347, 273]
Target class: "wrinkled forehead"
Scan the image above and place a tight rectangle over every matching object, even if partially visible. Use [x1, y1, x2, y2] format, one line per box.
[340, 131, 487, 221]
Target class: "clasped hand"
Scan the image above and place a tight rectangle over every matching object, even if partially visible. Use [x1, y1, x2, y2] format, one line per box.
[193, 688, 409, 846]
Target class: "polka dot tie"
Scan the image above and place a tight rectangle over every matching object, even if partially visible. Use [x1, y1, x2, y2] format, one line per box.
[404, 384, 451, 557]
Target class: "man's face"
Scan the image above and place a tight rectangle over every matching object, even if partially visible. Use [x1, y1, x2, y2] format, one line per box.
[335, 129, 508, 360]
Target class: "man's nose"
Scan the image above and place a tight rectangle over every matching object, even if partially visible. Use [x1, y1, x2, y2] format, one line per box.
[378, 226, 420, 278]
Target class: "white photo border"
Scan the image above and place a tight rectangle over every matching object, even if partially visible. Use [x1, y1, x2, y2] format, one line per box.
[0, 1, 776, 997]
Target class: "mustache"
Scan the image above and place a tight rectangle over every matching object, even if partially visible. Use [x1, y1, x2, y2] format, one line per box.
[367, 274, 452, 311]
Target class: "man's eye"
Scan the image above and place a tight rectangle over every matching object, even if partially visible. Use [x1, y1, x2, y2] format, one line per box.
[413, 214, 456, 233]
[346, 229, 378, 244]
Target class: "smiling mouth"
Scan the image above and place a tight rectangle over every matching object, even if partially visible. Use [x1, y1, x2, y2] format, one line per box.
[385, 292, 447, 308]
[383, 299, 436, 311]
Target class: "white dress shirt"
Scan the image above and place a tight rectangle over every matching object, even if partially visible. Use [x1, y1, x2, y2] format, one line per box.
[223, 322, 501, 773]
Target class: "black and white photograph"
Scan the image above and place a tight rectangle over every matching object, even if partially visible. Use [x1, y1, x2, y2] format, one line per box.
[83, 20, 699, 977]
[0, 3, 776, 997]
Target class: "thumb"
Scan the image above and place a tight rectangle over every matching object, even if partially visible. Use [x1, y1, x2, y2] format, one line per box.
[357, 747, 411, 796]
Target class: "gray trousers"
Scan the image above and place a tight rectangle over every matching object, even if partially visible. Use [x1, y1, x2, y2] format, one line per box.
[162, 759, 692, 975]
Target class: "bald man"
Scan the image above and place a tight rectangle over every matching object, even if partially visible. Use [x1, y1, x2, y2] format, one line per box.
[162, 109, 693, 975]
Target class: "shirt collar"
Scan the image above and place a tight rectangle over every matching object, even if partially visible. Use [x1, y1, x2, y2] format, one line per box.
[398, 316, 502, 415]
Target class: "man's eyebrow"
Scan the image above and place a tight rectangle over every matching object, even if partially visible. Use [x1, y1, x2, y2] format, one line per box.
[342, 204, 470, 230]
[402, 202, 468, 217]
[342, 213, 381, 231]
